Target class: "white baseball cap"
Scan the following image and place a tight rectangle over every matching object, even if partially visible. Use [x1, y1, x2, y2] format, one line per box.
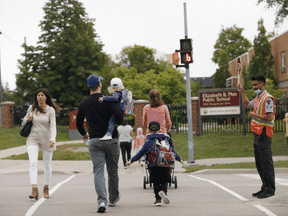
[110, 77, 123, 88]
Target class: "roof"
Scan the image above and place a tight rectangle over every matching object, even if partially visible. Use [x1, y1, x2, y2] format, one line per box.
[192, 76, 215, 87]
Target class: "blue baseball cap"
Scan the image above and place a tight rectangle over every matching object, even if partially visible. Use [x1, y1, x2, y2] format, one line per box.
[87, 74, 104, 87]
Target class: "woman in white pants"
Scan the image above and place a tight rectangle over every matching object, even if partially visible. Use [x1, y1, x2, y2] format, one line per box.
[23, 88, 61, 200]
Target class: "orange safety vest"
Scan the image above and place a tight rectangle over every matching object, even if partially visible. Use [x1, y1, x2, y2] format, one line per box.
[251, 92, 276, 138]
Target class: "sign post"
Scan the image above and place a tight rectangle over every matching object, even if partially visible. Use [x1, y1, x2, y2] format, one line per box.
[237, 57, 241, 84]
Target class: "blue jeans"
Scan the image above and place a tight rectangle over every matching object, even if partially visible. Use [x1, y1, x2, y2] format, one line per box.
[89, 138, 120, 205]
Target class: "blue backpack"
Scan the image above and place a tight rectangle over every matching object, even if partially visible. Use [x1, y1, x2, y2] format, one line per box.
[121, 89, 135, 115]
[147, 136, 175, 167]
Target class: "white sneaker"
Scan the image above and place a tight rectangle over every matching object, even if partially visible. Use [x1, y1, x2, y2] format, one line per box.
[100, 134, 112, 141]
[84, 138, 90, 146]
[159, 191, 170, 204]
[97, 202, 106, 213]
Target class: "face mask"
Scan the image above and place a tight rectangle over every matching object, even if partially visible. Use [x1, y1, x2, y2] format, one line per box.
[254, 85, 263, 95]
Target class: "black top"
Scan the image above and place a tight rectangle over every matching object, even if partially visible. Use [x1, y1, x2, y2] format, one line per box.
[76, 93, 123, 139]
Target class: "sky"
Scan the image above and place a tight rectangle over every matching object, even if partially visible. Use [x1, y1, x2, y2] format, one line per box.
[1, 0, 288, 91]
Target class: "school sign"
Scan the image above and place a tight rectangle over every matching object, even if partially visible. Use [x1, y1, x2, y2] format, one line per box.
[198, 89, 241, 117]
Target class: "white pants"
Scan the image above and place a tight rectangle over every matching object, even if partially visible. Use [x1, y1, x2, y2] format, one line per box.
[27, 145, 53, 185]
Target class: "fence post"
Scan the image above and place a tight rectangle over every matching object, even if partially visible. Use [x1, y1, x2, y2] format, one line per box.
[1, 101, 15, 128]
[134, 100, 149, 135]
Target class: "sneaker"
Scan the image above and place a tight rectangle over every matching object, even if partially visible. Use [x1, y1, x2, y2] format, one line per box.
[97, 202, 106, 213]
[153, 199, 162, 206]
[100, 134, 112, 141]
[108, 193, 121, 207]
[159, 191, 170, 204]
[84, 138, 90, 146]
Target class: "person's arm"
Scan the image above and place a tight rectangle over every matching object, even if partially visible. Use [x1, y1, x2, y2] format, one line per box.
[76, 104, 87, 138]
[249, 98, 274, 121]
[236, 83, 253, 109]
[49, 108, 57, 146]
[171, 144, 184, 164]
[164, 105, 172, 132]
[23, 106, 32, 125]
[102, 93, 120, 102]
[130, 140, 149, 163]
[110, 101, 123, 125]
[142, 107, 148, 133]
[130, 126, 133, 137]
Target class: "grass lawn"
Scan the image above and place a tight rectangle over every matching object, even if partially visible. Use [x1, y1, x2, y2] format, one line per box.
[2, 127, 288, 170]
[0, 127, 69, 151]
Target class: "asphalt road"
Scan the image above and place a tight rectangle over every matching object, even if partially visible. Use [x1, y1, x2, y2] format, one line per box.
[1, 165, 288, 216]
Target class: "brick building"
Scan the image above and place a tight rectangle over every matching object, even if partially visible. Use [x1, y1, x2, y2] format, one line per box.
[227, 29, 288, 96]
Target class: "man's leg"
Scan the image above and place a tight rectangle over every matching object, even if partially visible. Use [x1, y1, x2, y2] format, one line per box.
[258, 129, 275, 193]
[120, 142, 127, 166]
[105, 138, 120, 205]
[254, 133, 266, 191]
[89, 138, 107, 205]
[126, 141, 132, 162]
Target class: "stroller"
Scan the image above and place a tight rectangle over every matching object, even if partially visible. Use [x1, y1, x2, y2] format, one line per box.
[143, 132, 178, 189]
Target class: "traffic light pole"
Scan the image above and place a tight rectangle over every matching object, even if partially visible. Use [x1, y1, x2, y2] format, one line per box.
[183, 3, 194, 163]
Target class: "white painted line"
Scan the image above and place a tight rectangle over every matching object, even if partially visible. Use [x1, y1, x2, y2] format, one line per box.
[25, 175, 76, 216]
[188, 174, 248, 201]
[254, 205, 277, 216]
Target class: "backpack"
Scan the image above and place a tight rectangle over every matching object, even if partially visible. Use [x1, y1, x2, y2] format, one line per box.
[148, 137, 175, 167]
[121, 89, 135, 115]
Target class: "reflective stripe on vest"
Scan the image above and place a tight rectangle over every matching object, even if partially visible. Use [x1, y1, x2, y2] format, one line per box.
[251, 93, 275, 126]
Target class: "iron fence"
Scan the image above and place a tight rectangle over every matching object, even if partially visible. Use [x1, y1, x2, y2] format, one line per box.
[13, 99, 288, 135]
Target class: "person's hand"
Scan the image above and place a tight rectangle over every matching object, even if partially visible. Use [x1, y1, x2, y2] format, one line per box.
[99, 97, 103, 103]
[49, 140, 55, 148]
[126, 161, 132, 166]
[179, 160, 184, 164]
[82, 133, 89, 141]
[27, 116, 33, 121]
[249, 111, 257, 118]
[236, 83, 244, 93]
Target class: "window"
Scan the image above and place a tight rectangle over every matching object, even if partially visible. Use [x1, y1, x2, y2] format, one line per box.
[282, 52, 286, 72]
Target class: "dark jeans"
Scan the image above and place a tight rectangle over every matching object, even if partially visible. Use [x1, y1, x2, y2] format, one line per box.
[120, 141, 132, 166]
[150, 166, 170, 200]
[253, 127, 275, 193]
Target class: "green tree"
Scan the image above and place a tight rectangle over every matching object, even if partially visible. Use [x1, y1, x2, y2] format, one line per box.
[257, 0, 288, 26]
[16, 0, 108, 107]
[113, 66, 186, 104]
[244, 78, 283, 100]
[212, 25, 252, 64]
[248, 19, 275, 81]
[116, 45, 158, 74]
[213, 50, 231, 88]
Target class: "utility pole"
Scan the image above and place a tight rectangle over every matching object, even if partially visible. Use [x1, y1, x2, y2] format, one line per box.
[183, 3, 194, 163]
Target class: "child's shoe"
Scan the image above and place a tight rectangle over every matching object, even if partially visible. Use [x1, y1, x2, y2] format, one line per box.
[100, 134, 112, 141]
[159, 191, 170, 204]
[153, 199, 162, 206]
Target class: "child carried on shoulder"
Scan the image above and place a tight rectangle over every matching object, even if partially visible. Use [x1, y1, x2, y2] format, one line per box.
[99, 77, 135, 140]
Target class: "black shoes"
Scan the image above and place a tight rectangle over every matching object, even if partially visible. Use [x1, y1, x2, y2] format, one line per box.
[253, 188, 275, 199]
[257, 190, 275, 199]
[252, 190, 264, 197]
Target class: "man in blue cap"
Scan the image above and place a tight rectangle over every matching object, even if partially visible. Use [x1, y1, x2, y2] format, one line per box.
[76, 74, 123, 213]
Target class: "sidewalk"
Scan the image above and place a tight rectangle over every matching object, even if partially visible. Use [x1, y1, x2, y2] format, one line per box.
[0, 140, 287, 175]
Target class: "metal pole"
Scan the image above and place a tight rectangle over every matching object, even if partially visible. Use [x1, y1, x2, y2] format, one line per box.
[0, 31, 3, 127]
[183, 3, 195, 163]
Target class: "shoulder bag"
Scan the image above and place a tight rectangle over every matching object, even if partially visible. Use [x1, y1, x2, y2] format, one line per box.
[20, 111, 34, 137]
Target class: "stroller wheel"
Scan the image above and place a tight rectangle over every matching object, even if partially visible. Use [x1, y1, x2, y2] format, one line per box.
[174, 176, 177, 189]
[143, 176, 146, 189]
